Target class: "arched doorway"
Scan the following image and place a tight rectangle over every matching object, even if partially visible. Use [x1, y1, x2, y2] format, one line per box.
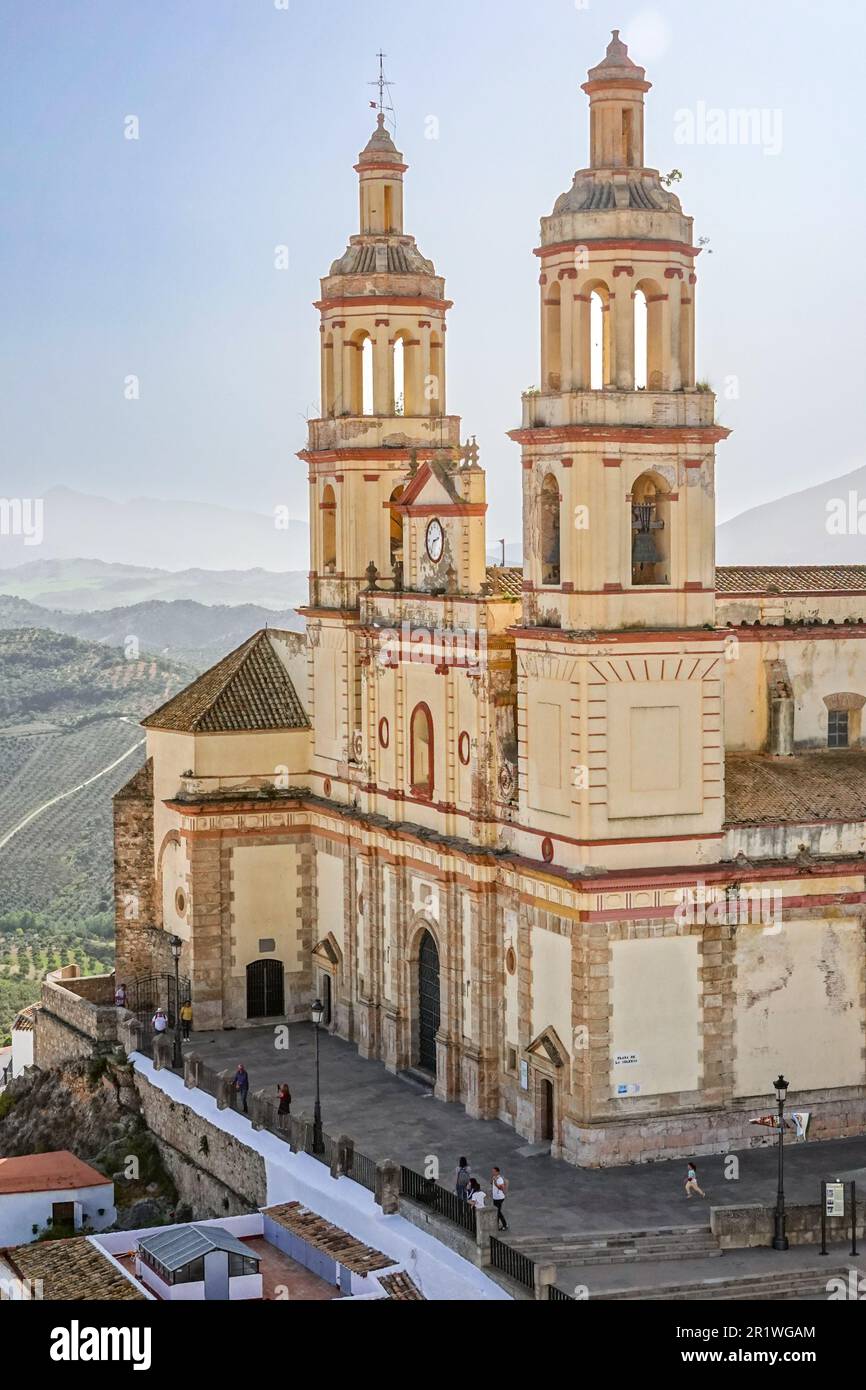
[417, 930, 440, 1075]
[246, 960, 284, 1020]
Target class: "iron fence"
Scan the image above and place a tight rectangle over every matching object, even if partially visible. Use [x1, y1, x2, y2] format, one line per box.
[351, 1150, 377, 1192]
[547, 1284, 575, 1302]
[490, 1236, 535, 1290]
[399, 1166, 477, 1235]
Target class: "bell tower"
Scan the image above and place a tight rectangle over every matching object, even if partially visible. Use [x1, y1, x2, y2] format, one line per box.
[508, 32, 730, 874]
[299, 69, 462, 805]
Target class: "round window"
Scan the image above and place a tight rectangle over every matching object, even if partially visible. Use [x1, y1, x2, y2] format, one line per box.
[541, 837, 554, 864]
[458, 731, 471, 766]
[174, 889, 187, 916]
[505, 946, 517, 976]
[379, 717, 390, 749]
[323, 777, 332, 797]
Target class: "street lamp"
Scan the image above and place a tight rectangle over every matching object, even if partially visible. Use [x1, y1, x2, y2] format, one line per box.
[311, 997, 325, 1154]
[168, 935, 183, 1070]
[772, 1073, 790, 1251]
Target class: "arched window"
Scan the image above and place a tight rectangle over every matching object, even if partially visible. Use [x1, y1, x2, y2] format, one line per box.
[589, 289, 607, 390]
[410, 703, 434, 798]
[383, 184, 394, 232]
[540, 473, 561, 586]
[389, 485, 404, 568]
[393, 337, 405, 415]
[322, 332, 335, 416]
[321, 484, 337, 571]
[361, 336, 374, 415]
[633, 289, 648, 390]
[428, 334, 443, 415]
[631, 472, 671, 586]
[544, 282, 562, 392]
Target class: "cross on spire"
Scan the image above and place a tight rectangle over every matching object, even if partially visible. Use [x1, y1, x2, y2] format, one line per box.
[368, 50, 395, 128]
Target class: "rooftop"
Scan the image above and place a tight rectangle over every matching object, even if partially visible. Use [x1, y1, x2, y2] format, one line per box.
[2, 1238, 145, 1301]
[0, 1151, 111, 1196]
[716, 565, 866, 596]
[142, 630, 309, 734]
[138, 1223, 254, 1272]
[263, 1202, 395, 1276]
[725, 750, 866, 825]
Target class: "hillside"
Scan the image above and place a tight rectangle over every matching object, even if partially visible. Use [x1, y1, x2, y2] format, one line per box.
[0, 557, 308, 611]
[718, 464, 866, 565]
[0, 595, 304, 671]
[0, 629, 190, 932]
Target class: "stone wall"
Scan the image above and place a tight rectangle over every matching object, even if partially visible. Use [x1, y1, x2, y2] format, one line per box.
[133, 1071, 266, 1211]
[114, 759, 160, 984]
[34, 971, 119, 1070]
[712, 1201, 865, 1250]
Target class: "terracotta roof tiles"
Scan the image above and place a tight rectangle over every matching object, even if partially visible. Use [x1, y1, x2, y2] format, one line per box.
[716, 566, 866, 596]
[263, 1202, 394, 1275]
[2, 1238, 146, 1301]
[725, 751, 866, 825]
[142, 631, 309, 734]
[0, 1151, 111, 1196]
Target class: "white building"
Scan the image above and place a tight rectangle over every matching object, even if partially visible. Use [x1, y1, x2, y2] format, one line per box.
[10, 1006, 36, 1079]
[134, 1223, 262, 1302]
[0, 1151, 116, 1247]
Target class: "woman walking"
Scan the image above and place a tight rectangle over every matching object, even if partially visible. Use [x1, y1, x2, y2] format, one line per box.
[455, 1156, 471, 1201]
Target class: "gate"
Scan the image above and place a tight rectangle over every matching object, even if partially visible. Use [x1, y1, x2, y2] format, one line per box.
[417, 930, 440, 1075]
[246, 959, 285, 1019]
[127, 973, 190, 1030]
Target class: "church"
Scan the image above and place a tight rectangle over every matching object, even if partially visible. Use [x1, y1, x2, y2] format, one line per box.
[114, 33, 866, 1167]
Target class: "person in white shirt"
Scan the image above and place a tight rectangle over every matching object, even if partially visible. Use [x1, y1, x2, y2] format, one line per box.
[491, 1167, 509, 1230]
[152, 1009, 168, 1034]
[467, 1178, 486, 1210]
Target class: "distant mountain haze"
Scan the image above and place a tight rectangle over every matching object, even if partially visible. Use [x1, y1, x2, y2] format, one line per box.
[0, 487, 309, 572]
[717, 465, 866, 566]
[0, 557, 307, 611]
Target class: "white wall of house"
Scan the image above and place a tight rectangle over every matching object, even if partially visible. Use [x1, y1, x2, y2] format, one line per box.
[11, 1027, 34, 1078]
[0, 1183, 116, 1248]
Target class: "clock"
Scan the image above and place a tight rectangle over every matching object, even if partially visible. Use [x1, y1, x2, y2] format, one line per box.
[425, 518, 444, 562]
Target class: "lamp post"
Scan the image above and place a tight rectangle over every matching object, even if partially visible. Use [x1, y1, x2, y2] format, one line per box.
[772, 1073, 790, 1251]
[169, 935, 183, 1070]
[311, 997, 325, 1153]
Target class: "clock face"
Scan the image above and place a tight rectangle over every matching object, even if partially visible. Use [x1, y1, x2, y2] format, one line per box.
[425, 518, 444, 563]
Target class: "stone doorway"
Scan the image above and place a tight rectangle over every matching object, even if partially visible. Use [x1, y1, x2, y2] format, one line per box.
[417, 929, 440, 1075]
[246, 959, 284, 1019]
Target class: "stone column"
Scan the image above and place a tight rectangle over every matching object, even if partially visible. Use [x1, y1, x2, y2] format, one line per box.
[474, 1206, 499, 1267]
[533, 1262, 557, 1300]
[611, 288, 635, 389]
[375, 1159, 401, 1215]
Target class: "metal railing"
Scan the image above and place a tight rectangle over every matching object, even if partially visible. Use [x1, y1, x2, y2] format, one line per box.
[490, 1236, 535, 1290]
[399, 1166, 477, 1235]
[547, 1284, 575, 1302]
[350, 1149, 377, 1192]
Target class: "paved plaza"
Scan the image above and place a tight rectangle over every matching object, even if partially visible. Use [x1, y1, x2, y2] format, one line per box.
[183, 1023, 866, 1242]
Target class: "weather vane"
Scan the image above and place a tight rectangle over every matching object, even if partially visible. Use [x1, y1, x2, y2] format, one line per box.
[368, 50, 395, 129]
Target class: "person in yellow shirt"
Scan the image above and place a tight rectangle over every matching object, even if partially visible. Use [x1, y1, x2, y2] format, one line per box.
[180, 1000, 193, 1041]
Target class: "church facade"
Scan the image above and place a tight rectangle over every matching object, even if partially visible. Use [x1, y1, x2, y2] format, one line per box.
[115, 34, 866, 1167]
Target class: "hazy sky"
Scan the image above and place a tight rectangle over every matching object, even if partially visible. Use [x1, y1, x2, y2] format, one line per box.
[3, 0, 865, 545]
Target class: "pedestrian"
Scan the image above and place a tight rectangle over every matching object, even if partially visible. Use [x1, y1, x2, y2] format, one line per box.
[491, 1166, 509, 1230]
[684, 1161, 706, 1199]
[467, 1178, 486, 1211]
[234, 1063, 250, 1114]
[455, 1156, 471, 1201]
[277, 1083, 292, 1126]
[180, 999, 192, 1041]
[115, 983, 128, 1008]
[151, 1008, 168, 1034]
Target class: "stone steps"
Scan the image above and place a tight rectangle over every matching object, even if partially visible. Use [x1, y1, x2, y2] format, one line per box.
[507, 1224, 720, 1265]
[599, 1266, 850, 1301]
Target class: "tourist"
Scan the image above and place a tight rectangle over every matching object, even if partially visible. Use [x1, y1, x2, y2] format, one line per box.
[277, 1083, 292, 1125]
[234, 1064, 250, 1113]
[467, 1178, 486, 1210]
[180, 999, 192, 1040]
[684, 1161, 706, 1199]
[491, 1166, 509, 1230]
[151, 1008, 168, 1034]
[115, 983, 128, 1008]
[455, 1156, 471, 1201]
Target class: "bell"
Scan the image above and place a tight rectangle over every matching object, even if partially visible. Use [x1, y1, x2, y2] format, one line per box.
[632, 529, 660, 566]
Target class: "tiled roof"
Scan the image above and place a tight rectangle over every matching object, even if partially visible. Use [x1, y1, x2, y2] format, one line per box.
[142, 631, 309, 734]
[2, 1238, 146, 1301]
[263, 1203, 394, 1276]
[486, 566, 523, 599]
[379, 1270, 425, 1300]
[725, 751, 866, 825]
[11, 1005, 38, 1032]
[716, 566, 866, 596]
[0, 1151, 111, 1195]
